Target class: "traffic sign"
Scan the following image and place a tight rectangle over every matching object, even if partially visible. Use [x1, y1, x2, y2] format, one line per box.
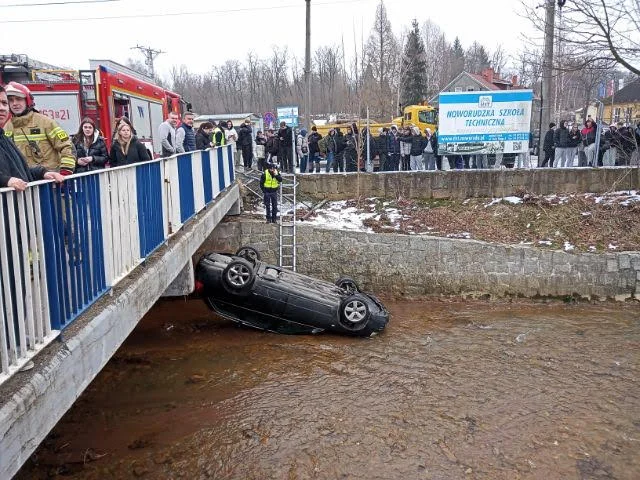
[277, 105, 299, 127]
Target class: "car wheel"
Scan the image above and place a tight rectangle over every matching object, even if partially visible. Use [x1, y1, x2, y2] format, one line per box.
[339, 294, 370, 331]
[335, 277, 359, 294]
[222, 258, 256, 294]
[235, 246, 261, 263]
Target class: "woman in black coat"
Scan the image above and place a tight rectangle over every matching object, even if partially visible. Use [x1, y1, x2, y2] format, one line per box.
[195, 122, 214, 150]
[109, 122, 151, 167]
[73, 117, 108, 173]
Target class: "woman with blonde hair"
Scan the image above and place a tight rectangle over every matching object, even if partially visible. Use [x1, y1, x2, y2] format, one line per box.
[109, 121, 150, 167]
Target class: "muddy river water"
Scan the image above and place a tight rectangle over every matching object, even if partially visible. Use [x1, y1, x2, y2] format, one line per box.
[16, 299, 640, 480]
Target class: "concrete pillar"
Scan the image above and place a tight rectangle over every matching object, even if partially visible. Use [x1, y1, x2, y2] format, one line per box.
[161, 261, 194, 297]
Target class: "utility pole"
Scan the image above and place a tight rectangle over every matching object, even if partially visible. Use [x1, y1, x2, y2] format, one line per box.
[539, 0, 556, 163]
[131, 44, 165, 78]
[304, 0, 311, 129]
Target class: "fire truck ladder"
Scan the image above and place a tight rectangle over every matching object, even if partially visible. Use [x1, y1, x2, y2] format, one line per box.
[278, 174, 298, 271]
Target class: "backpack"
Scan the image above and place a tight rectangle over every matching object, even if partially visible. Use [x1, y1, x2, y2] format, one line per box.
[318, 135, 328, 155]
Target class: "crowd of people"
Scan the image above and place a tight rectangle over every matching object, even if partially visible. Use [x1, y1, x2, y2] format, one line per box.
[249, 118, 640, 174]
[251, 122, 519, 173]
[2, 78, 640, 194]
[542, 118, 640, 168]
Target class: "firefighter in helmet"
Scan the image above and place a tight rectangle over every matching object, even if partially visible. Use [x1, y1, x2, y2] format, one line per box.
[4, 82, 75, 175]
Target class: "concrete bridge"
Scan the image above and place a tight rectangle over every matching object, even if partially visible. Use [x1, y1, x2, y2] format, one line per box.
[0, 146, 240, 478]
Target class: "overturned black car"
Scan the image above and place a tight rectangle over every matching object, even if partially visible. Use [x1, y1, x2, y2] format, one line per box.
[195, 247, 389, 337]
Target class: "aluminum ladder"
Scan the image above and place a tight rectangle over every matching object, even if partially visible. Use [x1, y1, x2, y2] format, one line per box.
[278, 174, 297, 271]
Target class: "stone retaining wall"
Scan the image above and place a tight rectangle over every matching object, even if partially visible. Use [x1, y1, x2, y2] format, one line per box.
[296, 168, 640, 201]
[200, 219, 640, 301]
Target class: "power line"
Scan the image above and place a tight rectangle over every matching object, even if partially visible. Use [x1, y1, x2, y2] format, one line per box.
[131, 44, 164, 78]
[0, 0, 118, 7]
[0, 0, 374, 23]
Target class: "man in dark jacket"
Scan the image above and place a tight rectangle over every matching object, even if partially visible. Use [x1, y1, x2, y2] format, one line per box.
[177, 112, 197, 152]
[259, 161, 283, 223]
[343, 127, 358, 172]
[553, 120, 571, 167]
[334, 128, 346, 172]
[277, 121, 293, 173]
[265, 129, 280, 165]
[307, 126, 322, 173]
[387, 125, 401, 171]
[0, 86, 64, 189]
[376, 128, 389, 171]
[237, 118, 254, 170]
[540, 122, 556, 167]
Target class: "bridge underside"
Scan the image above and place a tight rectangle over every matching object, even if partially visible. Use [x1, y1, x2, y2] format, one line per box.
[0, 184, 240, 479]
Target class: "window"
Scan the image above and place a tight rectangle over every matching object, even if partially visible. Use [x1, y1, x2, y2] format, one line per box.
[405, 112, 412, 121]
[613, 107, 621, 122]
[454, 87, 463, 92]
[418, 110, 437, 125]
[467, 87, 475, 91]
[625, 107, 632, 123]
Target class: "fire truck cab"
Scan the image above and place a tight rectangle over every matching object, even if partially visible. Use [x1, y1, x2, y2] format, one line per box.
[0, 54, 189, 157]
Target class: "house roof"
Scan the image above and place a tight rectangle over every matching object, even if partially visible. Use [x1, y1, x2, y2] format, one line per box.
[428, 70, 511, 103]
[467, 73, 501, 91]
[601, 78, 640, 104]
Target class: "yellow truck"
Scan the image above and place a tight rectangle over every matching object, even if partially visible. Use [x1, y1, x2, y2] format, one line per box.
[393, 103, 438, 133]
[312, 104, 438, 137]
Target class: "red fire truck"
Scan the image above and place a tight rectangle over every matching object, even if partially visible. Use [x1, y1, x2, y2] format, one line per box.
[0, 54, 189, 156]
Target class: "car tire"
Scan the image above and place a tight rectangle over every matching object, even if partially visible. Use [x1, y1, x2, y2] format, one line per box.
[338, 294, 370, 332]
[235, 246, 261, 264]
[335, 277, 359, 294]
[222, 258, 256, 294]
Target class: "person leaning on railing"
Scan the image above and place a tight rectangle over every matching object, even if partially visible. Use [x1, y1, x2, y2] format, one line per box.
[0, 85, 65, 190]
[3, 82, 76, 177]
[109, 121, 151, 167]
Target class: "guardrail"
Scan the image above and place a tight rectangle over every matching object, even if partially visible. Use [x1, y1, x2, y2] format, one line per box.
[0, 145, 235, 384]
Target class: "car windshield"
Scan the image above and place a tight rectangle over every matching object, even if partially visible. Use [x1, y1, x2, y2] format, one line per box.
[418, 110, 437, 124]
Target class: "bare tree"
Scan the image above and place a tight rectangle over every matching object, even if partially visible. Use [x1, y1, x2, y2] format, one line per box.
[490, 45, 508, 75]
[363, 0, 399, 118]
[521, 0, 640, 75]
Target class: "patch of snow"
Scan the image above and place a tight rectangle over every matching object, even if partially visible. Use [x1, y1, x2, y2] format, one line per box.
[503, 196, 522, 204]
[588, 246, 597, 252]
[538, 240, 553, 246]
[608, 243, 619, 250]
[447, 232, 472, 239]
[563, 241, 575, 252]
[581, 212, 592, 216]
[526, 223, 531, 228]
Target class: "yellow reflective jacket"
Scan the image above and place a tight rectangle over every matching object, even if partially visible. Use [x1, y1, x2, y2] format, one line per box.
[5, 110, 76, 174]
[213, 127, 226, 146]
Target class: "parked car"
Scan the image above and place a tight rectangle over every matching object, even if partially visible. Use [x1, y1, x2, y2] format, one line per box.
[194, 247, 389, 337]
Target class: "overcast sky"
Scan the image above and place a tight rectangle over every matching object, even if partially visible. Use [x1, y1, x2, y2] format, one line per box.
[1, 0, 536, 79]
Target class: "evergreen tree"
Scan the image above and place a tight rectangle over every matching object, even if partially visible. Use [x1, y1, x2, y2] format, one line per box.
[400, 19, 428, 107]
[451, 37, 465, 77]
[465, 41, 490, 74]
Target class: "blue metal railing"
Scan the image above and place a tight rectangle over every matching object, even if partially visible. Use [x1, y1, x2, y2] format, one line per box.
[0, 145, 235, 383]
